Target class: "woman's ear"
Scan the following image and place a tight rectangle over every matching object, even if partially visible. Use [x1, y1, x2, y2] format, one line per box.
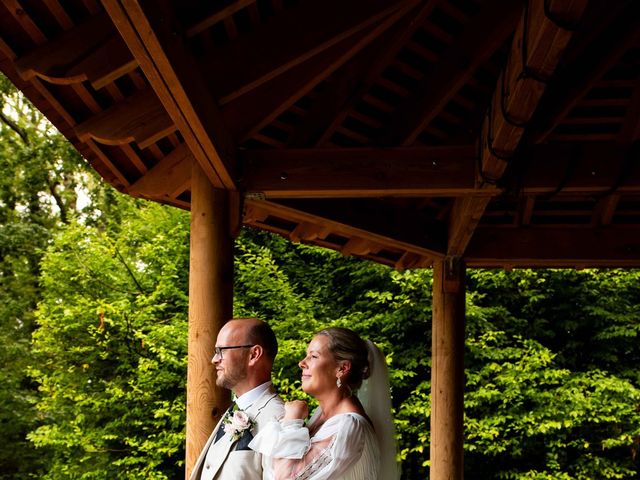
[337, 360, 352, 376]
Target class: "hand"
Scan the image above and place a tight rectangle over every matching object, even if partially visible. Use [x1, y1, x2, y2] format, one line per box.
[284, 400, 308, 420]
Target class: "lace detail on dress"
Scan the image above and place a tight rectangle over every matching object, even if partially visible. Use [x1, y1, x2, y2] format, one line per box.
[294, 438, 335, 480]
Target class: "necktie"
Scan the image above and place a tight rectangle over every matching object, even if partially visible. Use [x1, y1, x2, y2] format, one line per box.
[214, 403, 236, 443]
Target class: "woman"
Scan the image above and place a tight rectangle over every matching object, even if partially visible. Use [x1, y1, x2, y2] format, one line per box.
[249, 327, 398, 480]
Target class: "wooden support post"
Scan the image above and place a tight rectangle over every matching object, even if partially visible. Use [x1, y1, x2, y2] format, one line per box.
[186, 162, 233, 479]
[431, 257, 465, 480]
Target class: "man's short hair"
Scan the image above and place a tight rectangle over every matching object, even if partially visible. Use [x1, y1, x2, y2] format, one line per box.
[243, 319, 278, 362]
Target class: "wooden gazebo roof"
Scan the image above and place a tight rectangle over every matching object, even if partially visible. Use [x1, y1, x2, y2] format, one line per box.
[1, 0, 638, 269]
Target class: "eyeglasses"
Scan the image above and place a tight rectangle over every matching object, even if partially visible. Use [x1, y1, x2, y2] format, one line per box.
[213, 345, 254, 360]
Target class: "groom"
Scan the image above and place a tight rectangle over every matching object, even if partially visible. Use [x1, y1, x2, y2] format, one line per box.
[190, 318, 285, 480]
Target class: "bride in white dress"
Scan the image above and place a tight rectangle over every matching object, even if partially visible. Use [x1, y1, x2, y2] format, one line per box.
[249, 327, 399, 480]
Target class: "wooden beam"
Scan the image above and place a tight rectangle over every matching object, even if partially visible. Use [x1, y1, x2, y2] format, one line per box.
[528, 1, 640, 144]
[618, 79, 640, 144]
[186, 0, 257, 37]
[128, 143, 192, 200]
[74, 88, 176, 149]
[379, 0, 521, 147]
[293, 1, 441, 147]
[509, 143, 640, 195]
[222, 1, 416, 142]
[465, 226, 640, 267]
[431, 257, 465, 480]
[277, 198, 447, 255]
[103, 0, 236, 190]
[14, 12, 136, 88]
[448, 0, 588, 256]
[186, 163, 233, 479]
[240, 146, 477, 198]
[66, 35, 138, 90]
[200, 0, 417, 105]
[244, 199, 445, 260]
[240, 143, 640, 199]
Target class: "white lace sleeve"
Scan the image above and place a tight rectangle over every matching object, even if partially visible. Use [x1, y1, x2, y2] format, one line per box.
[249, 419, 310, 459]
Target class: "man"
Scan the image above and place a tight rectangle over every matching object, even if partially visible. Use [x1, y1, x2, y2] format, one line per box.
[190, 318, 285, 480]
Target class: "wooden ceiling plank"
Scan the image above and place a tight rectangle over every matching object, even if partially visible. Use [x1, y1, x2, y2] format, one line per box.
[4, 0, 47, 44]
[42, 0, 74, 30]
[85, 138, 130, 187]
[530, 2, 640, 144]
[465, 226, 640, 268]
[119, 143, 148, 175]
[617, 79, 640, 144]
[202, 0, 417, 105]
[516, 143, 640, 195]
[70, 82, 101, 113]
[449, 0, 588, 256]
[14, 12, 120, 85]
[74, 88, 176, 149]
[103, 0, 234, 190]
[81, 0, 101, 15]
[380, 0, 522, 147]
[240, 146, 477, 198]
[186, 0, 257, 37]
[128, 143, 193, 199]
[516, 195, 536, 226]
[591, 194, 620, 227]
[308, 1, 442, 147]
[67, 35, 138, 90]
[224, 4, 413, 142]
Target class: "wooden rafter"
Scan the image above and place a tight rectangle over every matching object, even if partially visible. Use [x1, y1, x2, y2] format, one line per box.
[277, 198, 446, 255]
[199, 0, 418, 105]
[298, 0, 443, 148]
[379, 0, 522, 147]
[103, 0, 236, 190]
[185, 0, 257, 38]
[128, 143, 192, 200]
[447, 0, 589, 256]
[244, 198, 444, 262]
[14, 12, 136, 89]
[222, 1, 416, 142]
[618, 79, 640, 144]
[74, 88, 176, 150]
[528, 1, 640, 144]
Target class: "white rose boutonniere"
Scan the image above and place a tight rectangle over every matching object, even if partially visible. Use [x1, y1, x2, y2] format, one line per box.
[223, 410, 255, 441]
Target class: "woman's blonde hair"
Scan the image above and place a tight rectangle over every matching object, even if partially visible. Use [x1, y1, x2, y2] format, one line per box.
[316, 327, 370, 391]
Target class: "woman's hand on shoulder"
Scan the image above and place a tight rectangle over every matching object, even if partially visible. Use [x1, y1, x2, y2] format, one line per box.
[283, 400, 308, 421]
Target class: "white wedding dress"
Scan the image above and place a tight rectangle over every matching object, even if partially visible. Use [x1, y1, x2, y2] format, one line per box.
[250, 341, 399, 480]
[249, 408, 379, 480]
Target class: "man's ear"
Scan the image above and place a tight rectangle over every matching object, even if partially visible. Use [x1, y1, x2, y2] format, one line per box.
[248, 344, 264, 365]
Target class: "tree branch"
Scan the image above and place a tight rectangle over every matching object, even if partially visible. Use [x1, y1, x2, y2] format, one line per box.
[0, 108, 30, 144]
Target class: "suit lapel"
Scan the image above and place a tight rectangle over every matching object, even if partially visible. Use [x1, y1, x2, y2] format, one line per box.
[191, 413, 227, 480]
[207, 389, 277, 476]
[200, 387, 280, 479]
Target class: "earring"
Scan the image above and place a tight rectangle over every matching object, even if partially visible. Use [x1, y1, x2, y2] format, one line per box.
[336, 377, 342, 388]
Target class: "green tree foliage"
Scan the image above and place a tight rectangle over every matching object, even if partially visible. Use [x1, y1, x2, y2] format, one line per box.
[29, 202, 189, 479]
[0, 73, 98, 479]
